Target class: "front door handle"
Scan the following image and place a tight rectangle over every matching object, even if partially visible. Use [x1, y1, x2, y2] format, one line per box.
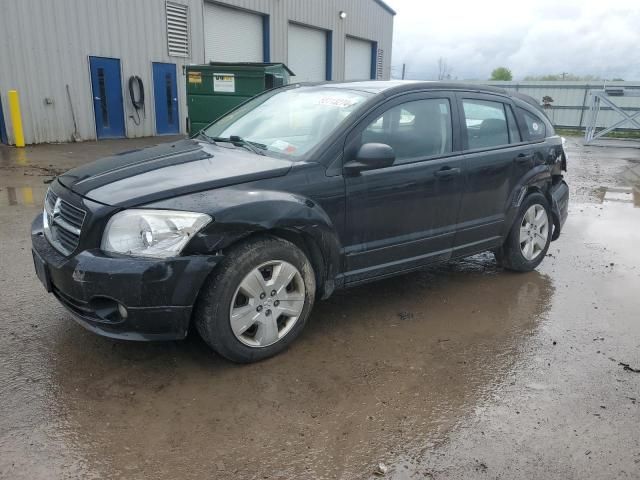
[434, 167, 461, 178]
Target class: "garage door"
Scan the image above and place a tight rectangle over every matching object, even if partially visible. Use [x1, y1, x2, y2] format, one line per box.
[204, 3, 263, 62]
[287, 23, 327, 82]
[345, 37, 372, 80]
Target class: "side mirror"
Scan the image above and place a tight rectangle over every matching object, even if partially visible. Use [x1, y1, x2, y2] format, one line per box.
[344, 143, 395, 175]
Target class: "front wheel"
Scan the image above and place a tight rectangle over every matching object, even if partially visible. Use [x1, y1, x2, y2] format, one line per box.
[495, 192, 552, 272]
[194, 236, 316, 363]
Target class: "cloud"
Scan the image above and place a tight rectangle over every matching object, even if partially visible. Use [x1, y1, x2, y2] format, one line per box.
[387, 0, 640, 80]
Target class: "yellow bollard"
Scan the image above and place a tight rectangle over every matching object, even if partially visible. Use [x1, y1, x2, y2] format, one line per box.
[21, 187, 34, 206]
[8, 90, 25, 147]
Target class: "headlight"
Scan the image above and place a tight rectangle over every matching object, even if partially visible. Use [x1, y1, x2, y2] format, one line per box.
[101, 209, 212, 258]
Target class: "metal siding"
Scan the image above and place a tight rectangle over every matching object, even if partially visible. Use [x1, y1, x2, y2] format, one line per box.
[479, 81, 640, 129]
[0, 0, 393, 144]
[203, 3, 263, 62]
[0, 0, 205, 144]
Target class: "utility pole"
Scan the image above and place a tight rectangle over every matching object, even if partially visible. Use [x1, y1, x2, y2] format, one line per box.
[401, 63, 406, 80]
[560, 72, 569, 80]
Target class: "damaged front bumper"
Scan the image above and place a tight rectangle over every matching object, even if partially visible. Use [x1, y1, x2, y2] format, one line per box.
[31, 214, 221, 341]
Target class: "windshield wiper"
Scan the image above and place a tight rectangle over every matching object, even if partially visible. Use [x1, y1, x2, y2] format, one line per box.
[210, 135, 266, 156]
[196, 131, 216, 144]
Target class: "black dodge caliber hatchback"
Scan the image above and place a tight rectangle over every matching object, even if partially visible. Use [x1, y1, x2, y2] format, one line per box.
[32, 81, 568, 362]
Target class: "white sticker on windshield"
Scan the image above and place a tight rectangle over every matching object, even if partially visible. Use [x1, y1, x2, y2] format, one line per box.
[271, 139, 297, 154]
[317, 97, 356, 108]
[532, 122, 539, 131]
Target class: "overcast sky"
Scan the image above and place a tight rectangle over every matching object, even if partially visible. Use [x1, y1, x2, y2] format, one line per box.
[387, 0, 640, 81]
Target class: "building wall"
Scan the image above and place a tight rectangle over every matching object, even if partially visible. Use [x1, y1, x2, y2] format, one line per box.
[0, 0, 206, 145]
[0, 0, 394, 145]
[233, 0, 394, 81]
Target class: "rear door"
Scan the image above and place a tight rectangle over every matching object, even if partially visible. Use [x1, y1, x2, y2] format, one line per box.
[89, 56, 125, 139]
[453, 93, 530, 256]
[343, 92, 465, 282]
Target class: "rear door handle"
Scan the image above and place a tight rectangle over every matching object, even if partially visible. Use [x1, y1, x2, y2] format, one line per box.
[434, 167, 461, 178]
[515, 153, 533, 163]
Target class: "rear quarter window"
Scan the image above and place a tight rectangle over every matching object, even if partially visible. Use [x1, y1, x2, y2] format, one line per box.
[518, 108, 546, 141]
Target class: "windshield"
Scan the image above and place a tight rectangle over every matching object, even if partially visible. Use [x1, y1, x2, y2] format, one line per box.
[203, 87, 371, 158]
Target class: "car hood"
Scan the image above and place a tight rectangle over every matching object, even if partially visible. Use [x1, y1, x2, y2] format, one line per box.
[57, 139, 294, 207]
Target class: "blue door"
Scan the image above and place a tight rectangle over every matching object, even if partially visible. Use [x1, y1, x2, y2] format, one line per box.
[152, 63, 179, 135]
[0, 97, 7, 144]
[89, 56, 125, 138]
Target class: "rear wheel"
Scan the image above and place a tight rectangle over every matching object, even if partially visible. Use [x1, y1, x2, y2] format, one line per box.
[194, 236, 316, 363]
[496, 192, 552, 272]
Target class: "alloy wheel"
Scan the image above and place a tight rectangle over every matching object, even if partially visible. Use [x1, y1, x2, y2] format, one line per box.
[519, 204, 549, 261]
[229, 261, 306, 347]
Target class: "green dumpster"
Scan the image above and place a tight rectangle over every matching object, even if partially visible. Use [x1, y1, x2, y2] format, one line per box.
[186, 62, 294, 135]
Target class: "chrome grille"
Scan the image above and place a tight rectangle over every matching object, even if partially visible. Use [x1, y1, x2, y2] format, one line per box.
[43, 189, 86, 255]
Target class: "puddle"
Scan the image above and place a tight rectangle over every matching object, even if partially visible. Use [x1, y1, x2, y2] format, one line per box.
[0, 186, 47, 207]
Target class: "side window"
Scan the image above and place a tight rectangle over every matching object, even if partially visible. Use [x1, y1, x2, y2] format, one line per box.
[506, 105, 521, 142]
[518, 108, 546, 141]
[462, 99, 509, 149]
[362, 98, 453, 164]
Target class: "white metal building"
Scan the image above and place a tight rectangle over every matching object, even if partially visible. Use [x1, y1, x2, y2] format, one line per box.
[0, 0, 395, 145]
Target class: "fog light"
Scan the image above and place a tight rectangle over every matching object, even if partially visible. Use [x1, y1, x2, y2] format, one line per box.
[118, 303, 128, 319]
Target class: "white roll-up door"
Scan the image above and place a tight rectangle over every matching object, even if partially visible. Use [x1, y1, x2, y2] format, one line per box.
[203, 3, 263, 62]
[287, 23, 327, 82]
[345, 37, 372, 80]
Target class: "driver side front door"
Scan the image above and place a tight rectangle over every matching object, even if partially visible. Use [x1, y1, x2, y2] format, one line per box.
[342, 92, 466, 284]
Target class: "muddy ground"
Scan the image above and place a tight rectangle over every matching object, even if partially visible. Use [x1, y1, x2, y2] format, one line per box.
[0, 137, 639, 479]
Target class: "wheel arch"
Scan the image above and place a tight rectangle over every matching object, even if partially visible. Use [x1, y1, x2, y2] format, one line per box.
[234, 227, 334, 300]
[181, 191, 343, 300]
[504, 169, 554, 239]
[516, 184, 564, 241]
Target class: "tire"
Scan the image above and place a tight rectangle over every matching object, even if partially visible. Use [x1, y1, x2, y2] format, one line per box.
[194, 236, 316, 363]
[495, 192, 552, 272]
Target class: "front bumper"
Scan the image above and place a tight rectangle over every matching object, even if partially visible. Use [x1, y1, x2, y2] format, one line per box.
[31, 214, 221, 341]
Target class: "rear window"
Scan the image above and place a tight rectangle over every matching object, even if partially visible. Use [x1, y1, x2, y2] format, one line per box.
[462, 99, 509, 149]
[518, 108, 546, 141]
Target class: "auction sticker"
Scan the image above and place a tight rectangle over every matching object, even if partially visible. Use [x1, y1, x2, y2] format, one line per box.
[317, 97, 355, 108]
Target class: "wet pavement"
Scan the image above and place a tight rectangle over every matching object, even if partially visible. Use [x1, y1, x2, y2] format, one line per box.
[1, 137, 639, 479]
